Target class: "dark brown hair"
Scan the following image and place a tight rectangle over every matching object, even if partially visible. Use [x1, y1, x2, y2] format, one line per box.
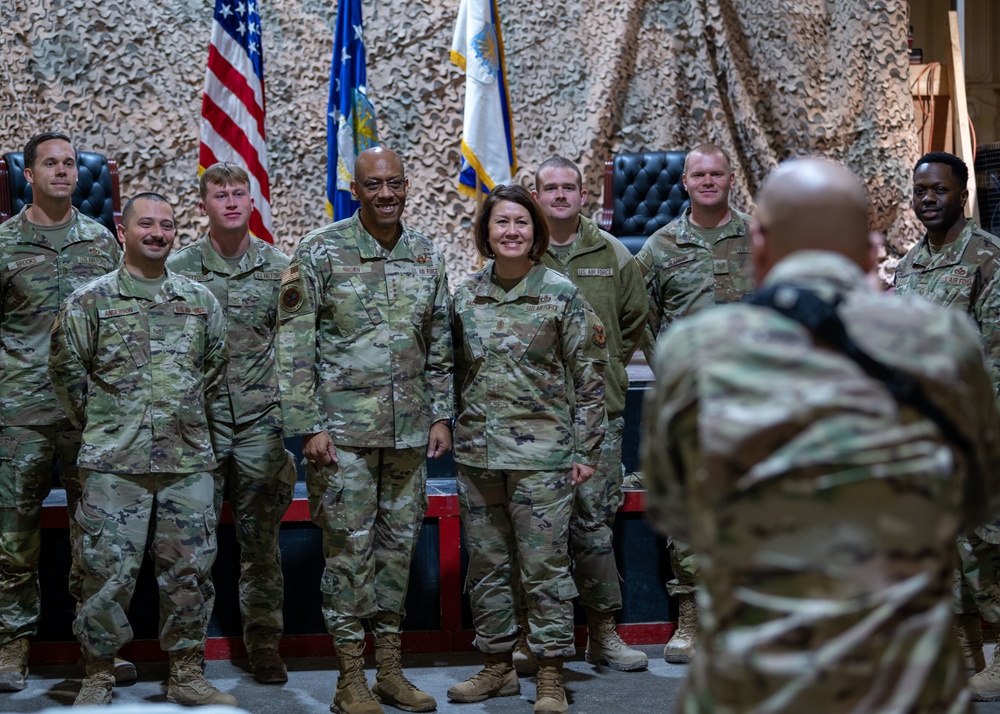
[473, 184, 550, 262]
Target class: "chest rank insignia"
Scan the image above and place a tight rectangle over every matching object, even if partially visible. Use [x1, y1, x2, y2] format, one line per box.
[416, 254, 430, 264]
[953, 266, 968, 277]
[593, 324, 606, 348]
[280, 284, 302, 312]
[89, 246, 102, 255]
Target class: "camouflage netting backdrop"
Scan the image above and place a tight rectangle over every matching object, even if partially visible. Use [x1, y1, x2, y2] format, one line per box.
[1, 0, 921, 278]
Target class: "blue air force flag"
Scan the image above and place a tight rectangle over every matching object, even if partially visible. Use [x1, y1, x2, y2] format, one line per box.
[450, 0, 517, 196]
[327, 0, 379, 219]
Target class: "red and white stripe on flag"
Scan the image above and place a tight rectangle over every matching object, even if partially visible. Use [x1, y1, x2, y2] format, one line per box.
[199, 0, 273, 243]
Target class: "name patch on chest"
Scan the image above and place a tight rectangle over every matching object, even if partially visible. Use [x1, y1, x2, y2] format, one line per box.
[184, 274, 213, 282]
[331, 265, 373, 275]
[525, 304, 561, 313]
[76, 256, 106, 265]
[175, 305, 208, 315]
[7, 255, 46, 271]
[941, 274, 975, 286]
[662, 255, 695, 271]
[413, 267, 439, 276]
[577, 268, 613, 277]
[254, 271, 283, 280]
[99, 305, 140, 318]
[735, 246, 752, 254]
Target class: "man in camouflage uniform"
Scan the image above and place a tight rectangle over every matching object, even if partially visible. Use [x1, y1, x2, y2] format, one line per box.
[167, 162, 295, 684]
[643, 157, 1000, 713]
[49, 193, 234, 708]
[0, 132, 126, 692]
[634, 142, 752, 663]
[894, 151, 1000, 701]
[278, 147, 453, 714]
[523, 156, 648, 672]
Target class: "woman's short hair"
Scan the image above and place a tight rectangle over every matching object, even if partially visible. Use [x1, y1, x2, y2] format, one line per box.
[473, 184, 550, 262]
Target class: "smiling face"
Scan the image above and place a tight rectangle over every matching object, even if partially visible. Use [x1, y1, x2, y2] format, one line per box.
[119, 197, 175, 277]
[351, 148, 408, 243]
[534, 166, 586, 225]
[912, 162, 967, 239]
[683, 150, 734, 213]
[488, 200, 535, 274]
[24, 139, 77, 204]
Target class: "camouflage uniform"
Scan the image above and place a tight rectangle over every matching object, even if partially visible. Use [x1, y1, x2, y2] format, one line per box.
[0, 207, 120, 647]
[643, 250, 1000, 713]
[541, 216, 646, 612]
[635, 207, 753, 598]
[167, 237, 295, 654]
[894, 221, 1000, 623]
[48, 265, 227, 658]
[277, 212, 453, 646]
[452, 262, 608, 657]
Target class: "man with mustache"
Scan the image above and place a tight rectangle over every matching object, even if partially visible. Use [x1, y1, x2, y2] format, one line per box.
[278, 147, 453, 714]
[894, 151, 1000, 702]
[49, 193, 232, 707]
[0, 132, 125, 692]
[634, 142, 752, 664]
[523, 156, 648, 673]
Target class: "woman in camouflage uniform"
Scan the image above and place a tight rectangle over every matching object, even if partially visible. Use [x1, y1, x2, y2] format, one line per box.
[447, 185, 608, 714]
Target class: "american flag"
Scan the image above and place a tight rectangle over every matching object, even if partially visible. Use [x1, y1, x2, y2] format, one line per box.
[199, 0, 273, 243]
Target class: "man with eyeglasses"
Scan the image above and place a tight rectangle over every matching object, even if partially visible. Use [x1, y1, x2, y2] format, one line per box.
[277, 146, 453, 714]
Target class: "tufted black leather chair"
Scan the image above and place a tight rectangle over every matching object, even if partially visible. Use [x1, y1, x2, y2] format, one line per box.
[601, 151, 689, 255]
[0, 151, 122, 234]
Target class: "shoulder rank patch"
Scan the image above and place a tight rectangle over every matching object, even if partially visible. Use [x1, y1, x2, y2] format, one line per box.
[593, 324, 607, 348]
[281, 284, 303, 312]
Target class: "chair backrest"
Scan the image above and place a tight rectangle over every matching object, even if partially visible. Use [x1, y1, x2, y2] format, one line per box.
[601, 150, 690, 254]
[0, 151, 122, 235]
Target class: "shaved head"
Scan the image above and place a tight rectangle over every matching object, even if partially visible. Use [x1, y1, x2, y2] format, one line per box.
[752, 158, 872, 282]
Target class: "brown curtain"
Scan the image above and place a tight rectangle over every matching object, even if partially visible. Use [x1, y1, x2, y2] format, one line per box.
[0, 0, 919, 277]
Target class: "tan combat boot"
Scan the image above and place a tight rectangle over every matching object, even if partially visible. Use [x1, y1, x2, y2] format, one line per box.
[250, 646, 288, 684]
[512, 610, 538, 675]
[534, 658, 569, 714]
[447, 651, 520, 703]
[663, 592, 697, 664]
[167, 649, 238, 707]
[332, 641, 383, 714]
[75, 655, 138, 686]
[371, 634, 435, 712]
[0, 638, 28, 692]
[584, 608, 648, 672]
[957, 612, 987, 673]
[74, 656, 114, 706]
[970, 646, 1000, 701]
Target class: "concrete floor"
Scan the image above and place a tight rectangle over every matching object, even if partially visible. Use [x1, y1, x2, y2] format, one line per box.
[6, 644, 1000, 713]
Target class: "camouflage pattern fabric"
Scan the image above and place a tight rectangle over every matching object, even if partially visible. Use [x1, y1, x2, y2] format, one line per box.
[569, 415, 625, 611]
[73, 468, 218, 658]
[0, 207, 120, 646]
[168, 237, 293, 652]
[49, 265, 227, 475]
[643, 251, 1000, 713]
[895, 221, 1000, 621]
[209, 412, 294, 652]
[666, 538, 698, 597]
[451, 262, 608, 470]
[634, 207, 753, 345]
[306, 445, 427, 646]
[276, 211, 454, 447]
[541, 216, 647, 418]
[457, 465, 577, 658]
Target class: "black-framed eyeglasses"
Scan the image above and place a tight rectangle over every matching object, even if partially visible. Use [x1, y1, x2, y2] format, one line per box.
[361, 179, 407, 193]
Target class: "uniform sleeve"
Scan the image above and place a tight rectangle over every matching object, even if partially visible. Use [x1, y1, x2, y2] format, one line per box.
[617, 253, 649, 364]
[48, 295, 94, 430]
[276, 246, 324, 436]
[972, 269, 1000, 412]
[425, 256, 455, 424]
[562, 290, 608, 466]
[202, 295, 229, 408]
[634, 243, 662, 366]
[641, 319, 701, 543]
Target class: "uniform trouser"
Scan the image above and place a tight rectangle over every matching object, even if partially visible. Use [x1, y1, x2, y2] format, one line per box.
[73, 469, 218, 659]
[667, 539, 699, 597]
[307, 445, 427, 647]
[457, 465, 577, 659]
[0, 423, 82, 646]
[955, 530, 1000, 622]
[210, 413, 295, 653]
[570, 416, 626, 612]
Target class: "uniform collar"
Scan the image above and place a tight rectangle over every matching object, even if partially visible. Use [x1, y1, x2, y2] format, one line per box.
[11, 206, 93, 249]
[350, 210, 427, 262]
[117, 264, 183, 303]
[908, 221, 979, 269]
[476, 261, 548, 302]
[198, 234, 263, 275]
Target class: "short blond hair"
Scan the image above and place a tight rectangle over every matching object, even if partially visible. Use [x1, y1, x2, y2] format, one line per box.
[199, 162, 251, 199]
